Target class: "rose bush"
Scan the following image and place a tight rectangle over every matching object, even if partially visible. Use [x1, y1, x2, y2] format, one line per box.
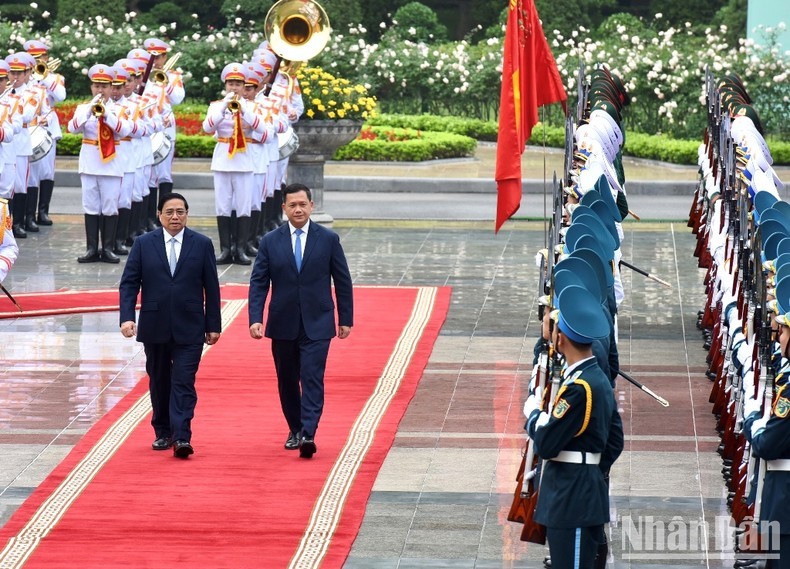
[4, 3, 787, 139]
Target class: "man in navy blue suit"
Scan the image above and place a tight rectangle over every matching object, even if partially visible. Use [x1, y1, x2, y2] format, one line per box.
[119, 192, 222, 459]
[249, 183, 353, 459]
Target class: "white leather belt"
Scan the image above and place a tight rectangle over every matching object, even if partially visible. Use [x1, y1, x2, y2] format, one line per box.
[766, 459, 790, 472]
[551, 450, 601, 465]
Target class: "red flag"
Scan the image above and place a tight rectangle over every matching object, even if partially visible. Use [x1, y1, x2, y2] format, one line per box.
[227, 111, 247, 158]
[98, 117, 116, 163]
[495, 0, 567, 232]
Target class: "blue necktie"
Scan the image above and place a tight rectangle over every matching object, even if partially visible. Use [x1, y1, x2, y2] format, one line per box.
[294, 228, 303, 271]
[168, 237, 177, 276]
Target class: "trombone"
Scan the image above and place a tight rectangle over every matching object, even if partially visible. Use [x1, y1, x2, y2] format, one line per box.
[151, 52, 182, 86]
[32, 58, 61, 81]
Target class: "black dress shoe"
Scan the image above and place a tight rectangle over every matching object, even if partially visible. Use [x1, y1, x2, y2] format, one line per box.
[152, 437, 172, 451]
[299, 436, 317, 459]
[285, 431, 300, 450]
[173, 440, 194, 459]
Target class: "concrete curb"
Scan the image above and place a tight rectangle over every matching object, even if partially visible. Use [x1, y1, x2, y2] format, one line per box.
[53, 170, 696, 196]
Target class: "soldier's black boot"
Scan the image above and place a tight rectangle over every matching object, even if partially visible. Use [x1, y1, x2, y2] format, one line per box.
[146, 186, 158, 231]
[234, 216, 252, 265]
[246, 210, 260, 256]
[114, 208, 131, 255]
[24, 187, 39, 232]
[272, 188, 285, 227]
[127, 200, 142, 245]
[215, 216, 233, 265]
[100, 215, 120, 263]
[137, 195, 150, 236]
[157, 182, 172, 226]
[77, 214, 101, 263]
[12, 193, 27, 238]
[37, 179, 54, 226]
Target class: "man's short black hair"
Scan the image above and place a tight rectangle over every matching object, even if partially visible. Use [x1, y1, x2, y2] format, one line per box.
[158, 192, 189, 212]
[283, 183, 312, 202]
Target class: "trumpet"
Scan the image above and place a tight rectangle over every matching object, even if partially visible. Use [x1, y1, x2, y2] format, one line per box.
[150, 52, 182, 86]
[227, 95, 241, 114]
[91, 94, 106, 117]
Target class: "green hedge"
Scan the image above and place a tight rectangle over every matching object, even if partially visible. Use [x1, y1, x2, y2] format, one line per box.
[56, 117, 790, 165]
[333, 127, 476, 161]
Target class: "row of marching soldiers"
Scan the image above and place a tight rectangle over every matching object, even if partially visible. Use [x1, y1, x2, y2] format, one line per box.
[508, 65, 634, 569]
[691, 71, 790, 567]
[0, 41, 66, 285]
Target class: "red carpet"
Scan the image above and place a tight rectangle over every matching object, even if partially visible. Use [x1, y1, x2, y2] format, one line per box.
[0, 284, 450, 569]
[0, 288, 136, 318]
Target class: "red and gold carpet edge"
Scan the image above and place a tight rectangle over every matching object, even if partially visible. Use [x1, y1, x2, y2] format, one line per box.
[0, 285, 451, 569]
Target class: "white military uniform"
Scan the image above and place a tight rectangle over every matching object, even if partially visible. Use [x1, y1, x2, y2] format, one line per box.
[68, 97, 134, 215]
[0, 198, 18, 281]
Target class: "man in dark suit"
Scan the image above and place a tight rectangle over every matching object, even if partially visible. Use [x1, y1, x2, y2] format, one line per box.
[248, 183, 353, 459]
[119, 192, 222, 459]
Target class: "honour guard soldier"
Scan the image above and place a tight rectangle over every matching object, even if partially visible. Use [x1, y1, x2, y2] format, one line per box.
[203, 62, 273, 265]
[4, 53, 38, 238]
[741, 292, 790, 566]
[0, 197, 18, 282]
[524, 285, 623, 569]
[142, 38, 184, 230]
[25, 39, 66, 228]
[67, 64, 134, 263]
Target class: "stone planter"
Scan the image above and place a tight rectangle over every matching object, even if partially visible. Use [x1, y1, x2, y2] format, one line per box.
[287, 120, 363, 225]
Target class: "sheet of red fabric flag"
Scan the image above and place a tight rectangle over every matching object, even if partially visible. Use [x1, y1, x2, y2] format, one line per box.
[495, 0, 567, 232]
[98, 117, 116, 162]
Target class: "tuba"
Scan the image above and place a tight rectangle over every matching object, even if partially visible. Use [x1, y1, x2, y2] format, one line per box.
[264, 0, 331, 66]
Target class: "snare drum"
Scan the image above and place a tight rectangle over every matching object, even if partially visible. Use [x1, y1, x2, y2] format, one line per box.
[30, 127, 53, 163]
[277, 127, 299, 160]
[151, 131, 173, 165]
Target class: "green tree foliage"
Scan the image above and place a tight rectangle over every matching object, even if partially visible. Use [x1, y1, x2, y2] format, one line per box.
[220, 0, 273, 25]
[648, 0, 726, 27]
[137, 2, 195, 31]
[711, 0, 747, 46]
[320, 0, 364, 36]
[535, 0, 616, 40]
[388, 2, 447, 42]
[55, 0, 125, 26]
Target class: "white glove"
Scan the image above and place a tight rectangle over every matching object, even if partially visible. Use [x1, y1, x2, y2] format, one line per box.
[743, 397, 761, 418]
[523, 394, 540, 419]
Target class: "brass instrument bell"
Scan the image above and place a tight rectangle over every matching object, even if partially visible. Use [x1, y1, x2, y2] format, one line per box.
[264, 0, 331, 63]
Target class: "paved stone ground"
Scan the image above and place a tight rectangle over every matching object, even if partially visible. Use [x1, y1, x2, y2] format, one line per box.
[0, 210, 746, 567]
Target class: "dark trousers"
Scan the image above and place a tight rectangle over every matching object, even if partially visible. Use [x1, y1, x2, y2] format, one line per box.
[546, 525, 605, 569]
[144, 341, 203, 442]
[271, 321, 331, 438]
[767, 534, 790, 569]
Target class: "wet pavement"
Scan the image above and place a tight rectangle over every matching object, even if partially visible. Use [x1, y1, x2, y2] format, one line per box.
[1, 149, 787, 567]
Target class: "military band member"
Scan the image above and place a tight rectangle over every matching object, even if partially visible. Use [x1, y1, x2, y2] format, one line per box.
[143, 38, 184, 230]
[524, 285, 623, 569]
[0, 61, 22, 205]
[25, 39, 66, 228]
[67, 64, 134, 263]
[202, 62, 273, 265]
[4, 52, 38, 238]
[127, 48, 159, 236]
[0, 197, 18, 282]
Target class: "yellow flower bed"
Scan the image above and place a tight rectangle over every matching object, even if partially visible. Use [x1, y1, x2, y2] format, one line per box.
[296, 66, 378, 121]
